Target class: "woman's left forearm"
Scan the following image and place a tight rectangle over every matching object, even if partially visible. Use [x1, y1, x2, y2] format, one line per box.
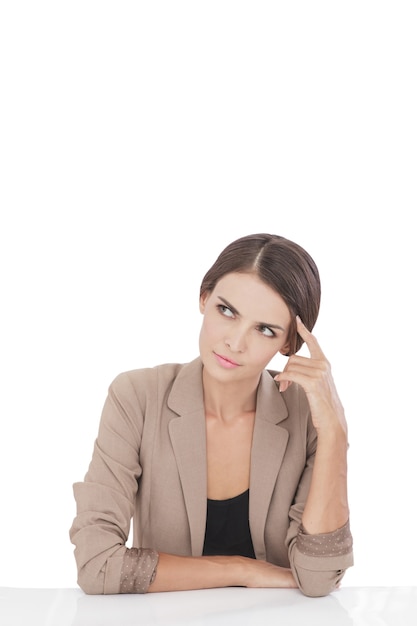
[302, 424, 349, 534]
[275, 316, 351, 535]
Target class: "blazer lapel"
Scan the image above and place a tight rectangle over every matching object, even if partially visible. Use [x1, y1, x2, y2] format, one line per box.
[167, 359, 208, 556]
[249, 370, 289, 560]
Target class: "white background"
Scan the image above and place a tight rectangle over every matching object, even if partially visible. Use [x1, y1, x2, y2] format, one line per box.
[1, 1, 416, 588]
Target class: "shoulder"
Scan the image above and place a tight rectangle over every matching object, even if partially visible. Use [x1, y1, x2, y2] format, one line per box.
[110, 361, 186, 393]
[108, 359, 200, 407]
[114, 361, 186, 384]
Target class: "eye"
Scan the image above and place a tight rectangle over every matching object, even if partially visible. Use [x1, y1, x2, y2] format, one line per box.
[217, 304, 234, 318]
[257, 325, 276, 338]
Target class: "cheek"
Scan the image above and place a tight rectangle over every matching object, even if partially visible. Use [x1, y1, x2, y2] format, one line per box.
[200, 314, 220, 342]
[250, 339, 281, 365]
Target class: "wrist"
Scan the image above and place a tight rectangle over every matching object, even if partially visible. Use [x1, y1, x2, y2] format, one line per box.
[230, 555, 252, 587]
[316, 421, 348, 449]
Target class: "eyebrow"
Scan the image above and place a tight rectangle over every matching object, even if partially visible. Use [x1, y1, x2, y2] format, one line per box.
[217, 296, 287, 332]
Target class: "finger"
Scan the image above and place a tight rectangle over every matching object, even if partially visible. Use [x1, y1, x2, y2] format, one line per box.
[275, 362, 321, 382]
[274, 378, 292, 393]
[273, 354, 317, 392]
[296, 315, 325, 359]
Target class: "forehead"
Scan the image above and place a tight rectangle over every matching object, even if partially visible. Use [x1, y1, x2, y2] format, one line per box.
[212, 272, 291, 325]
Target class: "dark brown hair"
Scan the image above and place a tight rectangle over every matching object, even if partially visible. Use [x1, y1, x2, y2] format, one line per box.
[199, 233, 321, 355]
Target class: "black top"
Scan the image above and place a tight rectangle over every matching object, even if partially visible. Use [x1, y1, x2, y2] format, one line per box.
[202, 489, 256, 559]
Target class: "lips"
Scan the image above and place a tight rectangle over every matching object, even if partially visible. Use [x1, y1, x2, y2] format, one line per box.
[213, 352, 240, 369]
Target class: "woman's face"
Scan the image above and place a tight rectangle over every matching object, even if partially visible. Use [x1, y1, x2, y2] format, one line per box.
[199, 272, 292, 384]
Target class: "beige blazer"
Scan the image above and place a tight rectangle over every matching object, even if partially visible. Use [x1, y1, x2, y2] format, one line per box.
[70, 358, 353, 595]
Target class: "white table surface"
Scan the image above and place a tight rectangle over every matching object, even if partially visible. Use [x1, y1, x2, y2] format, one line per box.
[1, 586, 416, 626]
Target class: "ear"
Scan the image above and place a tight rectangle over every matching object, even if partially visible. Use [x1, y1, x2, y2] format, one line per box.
[199, 291, 209, 314]
[278, 344, 291, 357]
[278, 333, 292, 356]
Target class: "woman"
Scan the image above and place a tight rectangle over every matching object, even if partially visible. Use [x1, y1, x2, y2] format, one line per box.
[69, 233, 353, 597]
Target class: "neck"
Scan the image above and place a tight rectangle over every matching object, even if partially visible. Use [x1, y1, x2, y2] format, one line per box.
[202, 368, 260, 421]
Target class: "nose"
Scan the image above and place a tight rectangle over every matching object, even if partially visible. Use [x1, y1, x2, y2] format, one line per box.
[225, 327, 247, 353]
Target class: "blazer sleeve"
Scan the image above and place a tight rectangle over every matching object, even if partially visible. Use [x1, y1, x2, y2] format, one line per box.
[69, 371, 158, 594]
[285, 390, 354, 597]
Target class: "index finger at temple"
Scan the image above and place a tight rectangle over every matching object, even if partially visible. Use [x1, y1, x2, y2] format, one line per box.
[296, 316, 325, 358]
